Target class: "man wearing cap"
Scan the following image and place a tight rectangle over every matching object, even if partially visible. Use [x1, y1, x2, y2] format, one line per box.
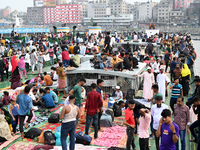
[37, 52, 43, 76]
[157, 66, 168, 103]
[114, 86, 123, 101]
[134, 67, 154, 100]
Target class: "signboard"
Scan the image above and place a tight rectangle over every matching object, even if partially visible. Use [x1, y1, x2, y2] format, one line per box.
[43, 0, 56, 6]
[34, 0, 44, 7]
[0, 28, 50, 34]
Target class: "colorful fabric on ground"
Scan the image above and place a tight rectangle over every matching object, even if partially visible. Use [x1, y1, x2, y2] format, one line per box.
[6, 141, 38, 150]
[113, 111, 125, 126]
[49, 104, 64, 112]
[91, 125, 127, 148]
[0, 135, 21, 149]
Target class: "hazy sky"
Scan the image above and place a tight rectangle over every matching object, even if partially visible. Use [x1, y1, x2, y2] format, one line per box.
[0, 0, 161, 12]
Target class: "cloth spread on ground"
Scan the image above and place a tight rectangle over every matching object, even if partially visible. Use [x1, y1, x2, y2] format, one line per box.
[0, 135, 21, 149]
[91, 125, 127, 148]
[6, 141, 38, 150]
[113, 111, 125, 126]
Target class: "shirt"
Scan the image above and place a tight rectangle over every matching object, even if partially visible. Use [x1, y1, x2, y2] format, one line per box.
[44, 75, 53, 86]
[73, 85, 82, 104]
[115, 91, 123, 99]
[171, 61, 177, 71]
[151, 103, 169, 130]
[171, 84, 182, 99]
[3, 59, 9, 68]
[111, 57, 122, 65]
[80, 46, 86, 55]
[68, 46, 74, 54]
[160, 122, 179, 150]
[56, 67, 65, 80]
[174, 104, 190, 130]
[152, 62, 160, 73]
[138, 113, 151, 138]
[2, 96, 10, 105]
[37, 56, 43, 67]
[125, 107, 135, 126]
[48, 49, 54, 57]
[17, 94, 33, 115]
[42, 94, 55, 108]
[85, 91, 103, 115]
[49, 90, 58, 103]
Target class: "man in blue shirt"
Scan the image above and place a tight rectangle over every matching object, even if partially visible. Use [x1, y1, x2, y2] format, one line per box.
[169, 77, 183, 112]
[187, 52, 194, 69]
[45, 87, 58, 104]
[42, 90, 55, 109]
[18, 86, 33, 138]
[170, 57, 177, 82]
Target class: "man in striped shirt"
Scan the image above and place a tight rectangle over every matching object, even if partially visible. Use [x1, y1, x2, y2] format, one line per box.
[170, 77, 183, 112]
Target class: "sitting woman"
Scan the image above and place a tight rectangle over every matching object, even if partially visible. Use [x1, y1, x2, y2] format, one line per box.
[0, 114, 13, 142]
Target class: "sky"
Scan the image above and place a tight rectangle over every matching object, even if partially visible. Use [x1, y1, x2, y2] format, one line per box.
[0, 0, 161, 12]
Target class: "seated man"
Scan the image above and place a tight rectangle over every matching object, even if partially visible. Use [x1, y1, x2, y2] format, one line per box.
[69, 51, 80, 68]
[45, 87, 58, 104]
[111, 100, 125, 117]
[111, 54, 124, 72]
[35, 88, 44, 100]
[99, 53, 108, 71]
[123, 52, 132, 70]
[32, 88, 42, 106]
[44, 72, 53, 86]
[113, 86, 123, 101]
[41, 89, 55, 109]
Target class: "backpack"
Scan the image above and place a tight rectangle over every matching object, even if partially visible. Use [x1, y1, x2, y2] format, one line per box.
[125, 89, 135, 100]
[94, 62, 100, 69]
[44, 131, 56, 145]
[75, 132, 92, 145]
[48, 113, 60, 123]
[24, 128, 43, 139]
[113, 102, 122, 117]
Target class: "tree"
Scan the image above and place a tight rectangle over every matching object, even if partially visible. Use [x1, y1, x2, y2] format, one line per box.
[87, 17, 93, 26]
[114, 12, 118, 17]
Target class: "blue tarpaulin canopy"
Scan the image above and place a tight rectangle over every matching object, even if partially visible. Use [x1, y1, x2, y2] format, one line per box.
[0, 28, 50, 34]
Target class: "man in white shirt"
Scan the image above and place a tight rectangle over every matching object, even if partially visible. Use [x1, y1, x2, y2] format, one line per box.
[110, 35, 115, 48]
[114, 86, 123, 100]
[0, 43, 5, 55]
[151, 95, 169, 150]
[152, 58, 160, 82]
[80, 43, 86, 55]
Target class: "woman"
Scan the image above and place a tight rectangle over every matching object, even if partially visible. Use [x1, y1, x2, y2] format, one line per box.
[18, 57, 27, 79]
[10, 56, 22, 89]
[56, 62, 68, 97]
[181, 64, 191, 96]
[30, 49, 37, 74]
[0, 114, 12, 142]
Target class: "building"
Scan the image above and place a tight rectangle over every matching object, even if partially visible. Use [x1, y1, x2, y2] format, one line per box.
[43, 0, 56, 6]
[137, 1, 153, 21]
[185, 2, 200, 24]
[169, 10, 184, 23]
[126, 3, 135, 14]
[109, 0, 127, 15]
[174, 0, 193, 10]
[79, 2, 88, 21]
[57, 0, 66, 5]
[34, 0, 44, 7]
[84, 14, 133, 27]
[43, 7, 56, 24]
[72, 0, 88, 3]
[156, 0, 173, 23]
[0, 10, 9, 17]
[24, 7, 44, 25]
[87, 2, 110, 18]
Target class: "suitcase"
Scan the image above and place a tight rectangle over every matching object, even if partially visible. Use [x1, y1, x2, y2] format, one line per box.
[75, 132, 92, 145]
[48, 113, 59, 123]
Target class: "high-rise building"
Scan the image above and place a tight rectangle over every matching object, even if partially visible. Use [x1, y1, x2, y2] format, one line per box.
[157, 0, 173, 23]
[57, 0, 66, 5]
[174, 0, 193, 10]
[43, 7, 56, 24]
[24, 7, 44, 25]
[109, 0, 127, 15]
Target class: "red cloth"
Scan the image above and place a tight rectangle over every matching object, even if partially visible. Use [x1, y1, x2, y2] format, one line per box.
[11, 55, 18, 73]
[125, 108, 135, 126]
[85, 91, 103, 116]
[62, 51, 70, 61]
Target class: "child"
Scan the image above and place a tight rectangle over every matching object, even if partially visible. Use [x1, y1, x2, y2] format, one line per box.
[10, 99, 19, 135]
[123, 99, 136, 150]
[2, 91, 10, 105]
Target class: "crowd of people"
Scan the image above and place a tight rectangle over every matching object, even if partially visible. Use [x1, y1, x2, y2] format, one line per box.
[0, 30, 199, 150]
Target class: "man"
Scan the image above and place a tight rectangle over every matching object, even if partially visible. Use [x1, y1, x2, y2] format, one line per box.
[104, 32, 110, 53]
[147, 41, 153, 56]
[134, 67, 154, 100]
[32, 89, 41, 106]
[187, 52, 195, 69]
[85, 83, 103, 139]
[45, 87, 58, 104]
[48, 46, 54, 65]
[169, 77, 183, 112]
[123, 99, 136, 150]
[17, 86, 33, 138]
[111, 54, 124, 72]
[152, 58, 160, 82]
[96, 79, 104, 131]
[43, 72, 53, 86]
[156, 109, 179, 150]
[0, 43, 5, 55]
[69, 79, 86, 109]
[70, 51, 80, 67]
[68, 44, 74, 54]
[62, 48, 70, 67]
[174, 96, 190, 150]
[73, 43, 80, 54]
[0, 57, 5, 82]
[149, 84, 163, 103]
[123, 53, 132, 70]
[114, 86, 123, 100]
[164, 50, 171, 72]
[41, 90, 55, 109]
[170, 57, 177, 82]
[80, 43, 86, 55]
[60, 95, 80, 150]
[138, 108, 151, 150]
[189, 96, 200, 149]
[151, 96, 169, 150]
[157, 66, 168, 102]
[26, 44, 30, 53]
[99, 53, 108, 71]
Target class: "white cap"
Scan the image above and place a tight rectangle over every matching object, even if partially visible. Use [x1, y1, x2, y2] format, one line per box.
[116, 86, 120, 90]
[147, 66, 151, 70]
